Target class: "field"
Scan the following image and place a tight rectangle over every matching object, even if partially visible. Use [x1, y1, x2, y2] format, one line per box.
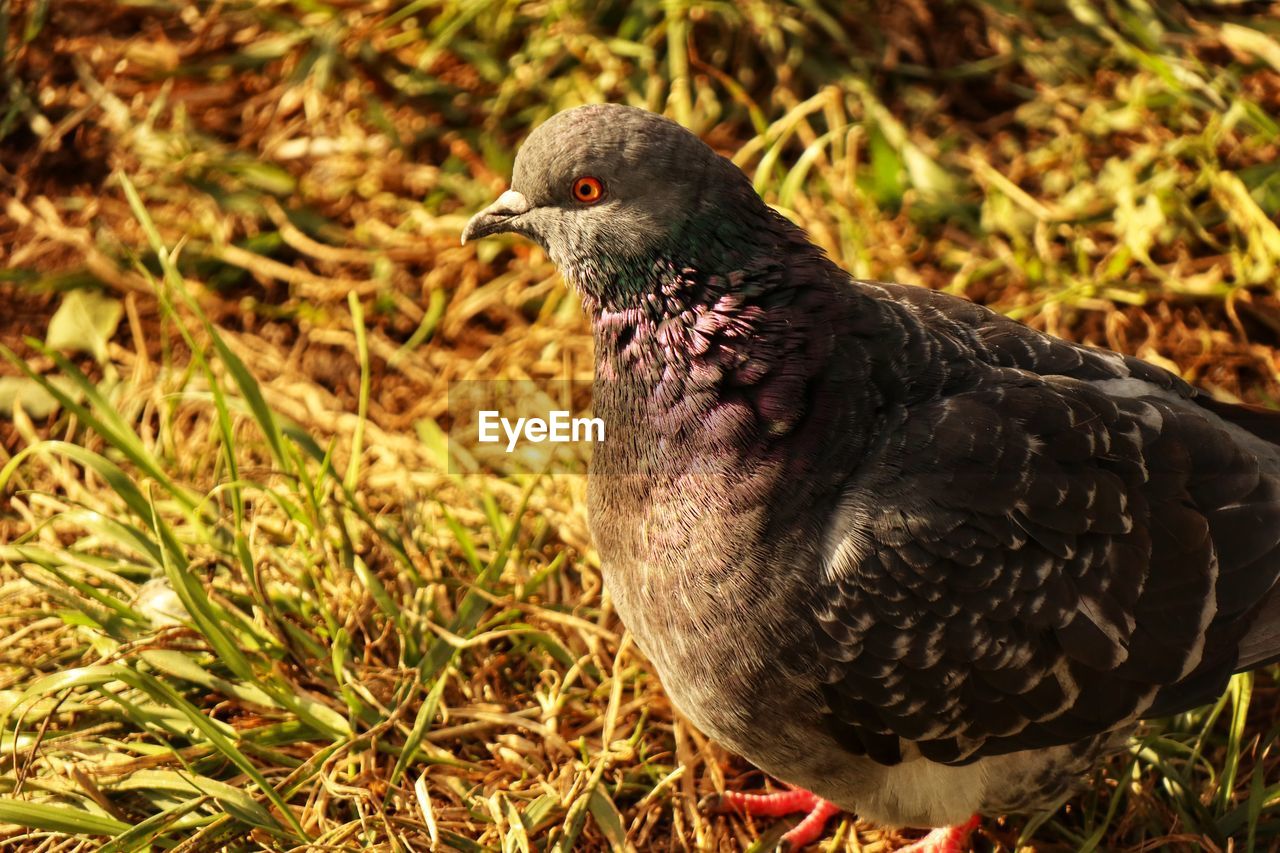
[2, 1, 1280, 850]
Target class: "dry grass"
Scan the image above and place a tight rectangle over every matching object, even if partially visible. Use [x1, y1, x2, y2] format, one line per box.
[1, 1, 1279, 851]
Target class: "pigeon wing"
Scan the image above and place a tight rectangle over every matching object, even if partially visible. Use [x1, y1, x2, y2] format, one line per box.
[813, 362, 1280, 766]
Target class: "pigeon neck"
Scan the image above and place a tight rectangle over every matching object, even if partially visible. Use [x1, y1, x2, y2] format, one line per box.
[585, 238, 859, 458]
[587, 249, 812, 384]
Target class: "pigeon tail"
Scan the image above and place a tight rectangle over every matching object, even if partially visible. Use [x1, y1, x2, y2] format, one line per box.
[1238, 583, 1280, 669]
[1193, 395, 1280, 671]
[1197, 395, 1280, 448]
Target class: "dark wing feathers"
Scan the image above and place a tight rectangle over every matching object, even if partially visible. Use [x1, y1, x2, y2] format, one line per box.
[815, 285, 1280, 766]
[873, 280, 1199, 398]
[1238, 585, 1280, 669]
[1197, 395, 1280, 445]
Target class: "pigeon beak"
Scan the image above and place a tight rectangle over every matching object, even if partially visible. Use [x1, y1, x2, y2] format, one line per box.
[461, 190, 532, 245]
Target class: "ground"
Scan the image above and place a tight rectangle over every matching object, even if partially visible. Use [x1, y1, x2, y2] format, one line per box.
[1, 1, 1278, 850]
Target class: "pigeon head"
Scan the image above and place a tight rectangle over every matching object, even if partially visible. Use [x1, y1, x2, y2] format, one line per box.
[462, 104, 765, 298]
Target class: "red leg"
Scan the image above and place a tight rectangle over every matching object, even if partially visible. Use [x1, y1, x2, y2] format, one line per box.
[897, 814, 980, 853]
[705, 787, 842, 850]
[710, 787, 819, 817]
[777, 798, 842, 850]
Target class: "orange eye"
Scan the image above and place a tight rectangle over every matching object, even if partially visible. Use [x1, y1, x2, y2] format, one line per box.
[572, 176, 604, 204]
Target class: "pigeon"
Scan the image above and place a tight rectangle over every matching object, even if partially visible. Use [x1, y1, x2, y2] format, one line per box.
[462, 104, 1280, 851]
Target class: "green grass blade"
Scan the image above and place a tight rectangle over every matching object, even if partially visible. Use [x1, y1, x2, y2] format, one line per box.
[6, 664, 307, 839]
[96, 797, 212, 853]
[2, 342, 203, 514]
[0, 798, 131, 837]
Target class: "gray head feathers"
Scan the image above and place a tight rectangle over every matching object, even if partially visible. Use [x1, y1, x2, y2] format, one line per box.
[463, 104, 759, 281]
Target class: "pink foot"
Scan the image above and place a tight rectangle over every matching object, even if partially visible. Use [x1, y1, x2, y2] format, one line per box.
[897, 813, 980, 853]
[705, 787, 842, 850]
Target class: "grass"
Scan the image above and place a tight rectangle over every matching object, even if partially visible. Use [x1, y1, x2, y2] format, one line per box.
[1, 0, 1279, 850]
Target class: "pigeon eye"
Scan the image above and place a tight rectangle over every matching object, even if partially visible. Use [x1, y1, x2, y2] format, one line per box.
[571, 176, 605, 204]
